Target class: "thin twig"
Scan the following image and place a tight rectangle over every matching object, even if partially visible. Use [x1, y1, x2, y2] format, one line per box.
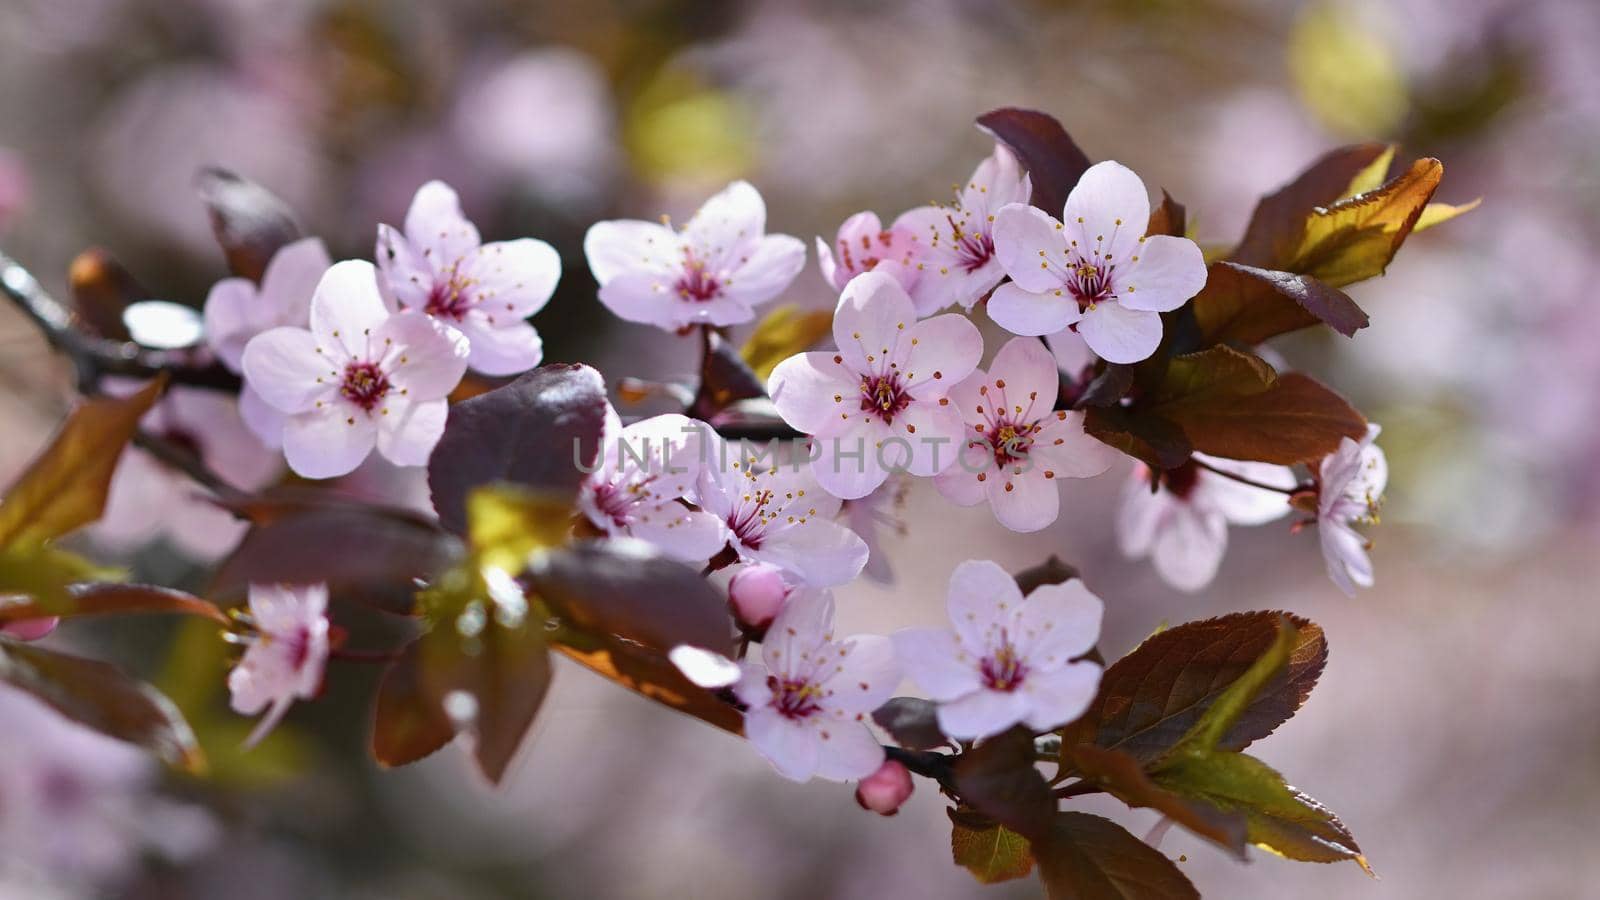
[1190, 456, 1308, 495]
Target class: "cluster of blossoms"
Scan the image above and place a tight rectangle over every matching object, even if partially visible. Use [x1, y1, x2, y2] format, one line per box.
[73, 140, 1389, 776]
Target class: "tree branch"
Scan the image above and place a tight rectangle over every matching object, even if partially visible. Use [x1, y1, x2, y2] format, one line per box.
[0, 249, 241, 392]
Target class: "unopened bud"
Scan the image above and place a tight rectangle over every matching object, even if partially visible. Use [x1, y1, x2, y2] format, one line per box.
[855, 759, 913, 816]
[1, 617, 59, 641]
[728, 563, 790, 631]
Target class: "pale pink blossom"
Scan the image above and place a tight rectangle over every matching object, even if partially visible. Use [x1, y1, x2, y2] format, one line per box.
[990, 161, 1207, 363]
[227, 583, 331, 748]
[1045, 328, 1096, 378]
[376, 180, 559, 376]
[892, 560, 1102, 741]
[241, 260, 470, 479]
[203, 236, 332, 447]
[1116, 456, 1296, 592]
[843, 475, 908, 584]
[896, 143, 1032, 314]
[734, 589, 899, 782]
[816, 209, 924, 296]
[697, 438, 869, 588]
[1317, 424, 1388, 596]
[768, 271, 981, 500]
[856, 758, 914, 815]
[934, 337, 1117, 532]
[727, 562, 792, 631]
[584, 181, 805, 330]
[94, 384, 280, 560]
[577, 408, 725, 563]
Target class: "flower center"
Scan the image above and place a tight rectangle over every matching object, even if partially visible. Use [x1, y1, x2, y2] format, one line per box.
[426, 269, 476, 320]
[1066, 259, 1115, 310]
[948, 213, 994, 273]
[770, 675, 824, 720]
[591, 478, 655, 528]
[980, 634, 1028, 691]
[1163, 461, 1200, 500]
[723, 463, 819, 552]
[859, 373, 912, 424]
[340, 360, 391, 412]
[983, 417, 1037, 468]
[675, 254, 721, 302]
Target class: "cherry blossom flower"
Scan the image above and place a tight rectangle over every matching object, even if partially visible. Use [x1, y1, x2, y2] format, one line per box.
[892, 560, 1102, 740]
[855, 759, 914, 815]
[1045, 328, 1095, 379]
[816, 209, 924, 296]
[202, 236, 332, 447]
[584, 181, 805, 331]
[577, 408, 725, 563]
[376, 180, 560, 376]
[727, 562, 792, 631]
[989, 161, 1207, 363]
[843, 475, 908, 584]
[1116, 456, 1296, 592]
[733, 589, 899, 782]
[1317, 424, 1388, 596]
[227, 583, 331, 748]
[896, 143, 1032, 314]
[768, 271, 982, 500]
[93, 383, 280, 560]
[241, 260, 470, 479]
[696, 438, 869, 587]
[934, 337, 1117, 532]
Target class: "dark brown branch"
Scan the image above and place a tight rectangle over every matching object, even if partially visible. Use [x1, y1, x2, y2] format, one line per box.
[0, 249, 241, 392]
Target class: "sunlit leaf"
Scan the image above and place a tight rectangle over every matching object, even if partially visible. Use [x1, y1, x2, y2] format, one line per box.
[466, 485, 574, 575]
[741, 305, 833, 382]
[0, 376, 165, 549]
[1066, 745, 1247, 858]
[1413, 197, 1482, 232]
[1233, 143, 1391, 268]
[528, 539, 735, 655]
[949, 806, 1035, 885]
[977, 108, 1092, 216]
[1283, 158, 1444, 287]
[195, 167, 303, 283]
[1152, 752, 1369, 872]
[1165, 618, 1296, 757]
[1036, 812, 1199, 900]
[0, 640, 204, 772]
[1079, 611, 1326, 764]
[0, 581, 225, 623]
[428, 364, 608, 535]
[0, 542, 121, 610]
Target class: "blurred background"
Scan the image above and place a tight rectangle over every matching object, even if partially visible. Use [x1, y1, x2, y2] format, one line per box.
[2, 0, 1597, 897]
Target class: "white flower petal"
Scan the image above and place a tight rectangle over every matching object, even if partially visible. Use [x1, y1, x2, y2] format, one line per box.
[455, 315, 543, 377]
[1076, 302, 1163, 364]
[722, 233, 806, 308]
[811, 721, 886, 782]
[1062, 161, 1149, 264]
[404, 180, 481, 265]
[1014, 581, 1103, 665]
[240, 327, 330, 415]
[902, 313, 983, 399]
[745, 707, 824, 782]
[892, 628, 983, 701]
[986, 467, 1060, 532]
[832, 271, 918, 373]
[985, 336, 1060, 409]
[462, 238, 561, 319]
[993, 203, 1067, 293]
[310, 260, 393, 358]
[282, 408, 379, 479]
[987, 282, 1078, 337]
[947, 559, 1023, 651]
[1020, 661, 1101, 732]
[584, 219, 679, 284]
[936, 688, 1031, 741]
[1119, 234, 1206, 313]
[378, 312, 470, 399]
[375, 397, 448, 468]
[768, 352, 860, 436]
[1151, 504, 1229, 592]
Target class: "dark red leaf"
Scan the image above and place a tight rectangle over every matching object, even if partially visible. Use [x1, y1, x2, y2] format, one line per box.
[1191, 262, 1369, 346]
[977, 108, 1092, 216]
[953, 727, 1055, 841]
[428, 364, 607, 535]
[692, 331, 767, 418]
[873, 697, 948, 751]
[66, 248, 140, 341]
[1036, 812, 1199, 900]
[0, 582, 226, 624]
[417, 616, 552, 784]
[371, 638, 455, 768]
[195, 167, 303, 283]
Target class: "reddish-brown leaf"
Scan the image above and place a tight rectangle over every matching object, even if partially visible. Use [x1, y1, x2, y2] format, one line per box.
[371, 638, 455, 768]
[1036, 812, 1199, 900]
[1232, 143, 1391, 268]
[417, 616, 552, 785]
[977, 108, 1092, 216]
[552, 636, 744, 734]
[1065, 744, 1247, 857]
[953, 728, 1055, 841]
[1191, 262, 1369, 346]
[195, 167, 303, 283]
[0, 582, 226, 624]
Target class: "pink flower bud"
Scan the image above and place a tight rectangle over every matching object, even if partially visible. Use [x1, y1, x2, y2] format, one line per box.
[855, 759, 913, 816]
[728, 563, 790, 631]
[1, 617, 60, 641]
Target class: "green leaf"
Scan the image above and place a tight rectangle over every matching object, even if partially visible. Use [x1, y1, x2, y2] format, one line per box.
[949, 806, 1035, 885]
[1078, 611, 1327, 764]
[428, 364, 608, 536]
[0, 542, 121, 610]
[1036, 812, 1198, 900]
[0, 582, 225, 624]
[741, 304, 833, 381]
[0, 376, 165, 549]
[0, 639, 204, 772]
[1190, 262, 1368, 346]
[1151, 752, 1369, 872]
[976, 108, 1093, 217]
[952, 727, 1055, 841]
[466, 484, 574, 575]
[1164, 618, 1296, 757]
[528, 538, 735, 655]
[1413, 197, 1481, 232]
[1066, 744, 1248, 858]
